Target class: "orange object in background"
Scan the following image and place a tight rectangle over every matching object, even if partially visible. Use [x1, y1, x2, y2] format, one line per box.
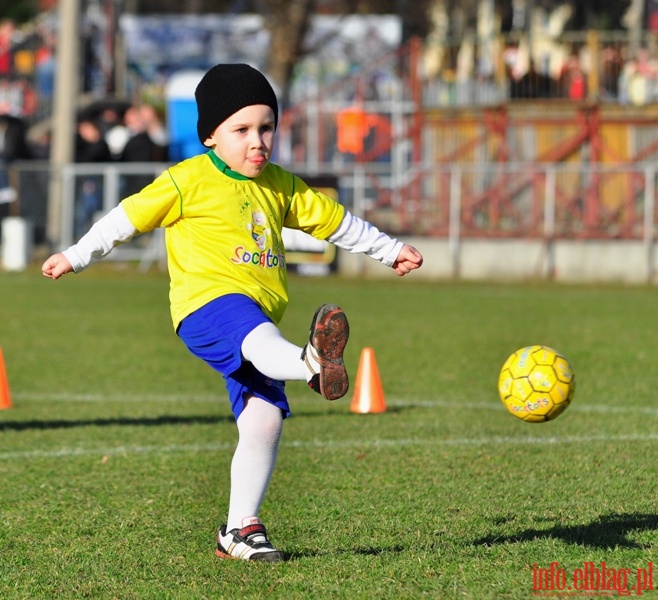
[0, 347, 12, 410]
[350, 347, 387, 414]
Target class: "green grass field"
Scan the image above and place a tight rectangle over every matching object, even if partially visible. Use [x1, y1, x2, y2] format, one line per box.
[1, 266, 657, 599]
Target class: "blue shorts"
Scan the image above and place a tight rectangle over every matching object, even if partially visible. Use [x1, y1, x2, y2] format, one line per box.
[177, 294, 290, 420]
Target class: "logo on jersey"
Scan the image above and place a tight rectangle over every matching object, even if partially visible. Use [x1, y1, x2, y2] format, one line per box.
[231, 210, 285, 268]
[246, 210, 270, 250]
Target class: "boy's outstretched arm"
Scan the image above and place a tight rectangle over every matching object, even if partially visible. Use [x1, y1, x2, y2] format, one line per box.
[327, 210, 423, 276]
[41, 204, 139, 281]
[42, 253, 74, 280]
[392, 244, 423, 276]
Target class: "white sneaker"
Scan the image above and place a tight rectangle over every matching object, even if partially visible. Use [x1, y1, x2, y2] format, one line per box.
[216, 516, 286, 562]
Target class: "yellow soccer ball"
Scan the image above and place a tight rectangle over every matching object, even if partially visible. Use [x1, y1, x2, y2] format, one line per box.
[498, 345, 575, 423]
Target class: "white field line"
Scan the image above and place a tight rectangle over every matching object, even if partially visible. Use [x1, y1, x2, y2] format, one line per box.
[3, 433, 658, 462]
[388, 399, 658, 415]
[12, 392, 223, 403]
[11, 393, 658, 415]
[3, 395, 658, 462]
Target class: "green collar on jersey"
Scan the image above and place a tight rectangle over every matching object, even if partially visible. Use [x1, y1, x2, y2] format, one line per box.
[207, 150, 252, 181]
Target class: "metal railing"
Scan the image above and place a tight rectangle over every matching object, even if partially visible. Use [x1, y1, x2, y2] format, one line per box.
[2, 160, 658, 248]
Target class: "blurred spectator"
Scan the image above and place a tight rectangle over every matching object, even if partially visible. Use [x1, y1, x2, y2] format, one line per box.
[97, 106, 125, 137]
[0, 102, 29, 160]
[82, 23, 102, 94]
[509, 61, 556, 99]
[75, 118, 112, 163]
[35, 30, 56, 103]
[118, 104, 168, 196]
[28, 128, 50, 160]
[0, 101, 29, 207]
[0, 79, 23, 116]
[139, 104, 168, 159]
[0, 20, 17, 78]
[17, 78, 36, 117]
[80, 102, 131, 159]
[74, 119, 111, 238]
[120, 104, 168, 163]
[559, 53, 587, 100]
[619, 47, 658, 106]
[104, 114, 130, 160]
[600, 46, 623, 100]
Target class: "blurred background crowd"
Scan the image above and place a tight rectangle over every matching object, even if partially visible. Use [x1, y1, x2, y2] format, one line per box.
[0, 0, 656, 159]
[1, 0, 658, 254]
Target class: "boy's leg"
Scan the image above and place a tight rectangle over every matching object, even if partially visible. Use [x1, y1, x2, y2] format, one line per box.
[241, 304, 349, 400]
[227, 395, 282, 529]
[241, 322, 306, 380]
[218, 395, 286, 562]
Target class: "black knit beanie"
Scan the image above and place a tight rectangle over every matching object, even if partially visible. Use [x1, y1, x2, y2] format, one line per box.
[195, 63, 279, 144]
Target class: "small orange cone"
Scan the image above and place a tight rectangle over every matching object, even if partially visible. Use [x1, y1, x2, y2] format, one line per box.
[0, 347, 11, 410]
[350, 347, 387, 414]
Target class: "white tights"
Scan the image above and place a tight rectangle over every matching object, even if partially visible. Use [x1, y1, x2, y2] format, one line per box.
[227, 396, 283, 531]
[241, 321, 309, 381]
[225, 322, 311, 530]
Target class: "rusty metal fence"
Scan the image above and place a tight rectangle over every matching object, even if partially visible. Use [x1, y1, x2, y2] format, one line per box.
[2, 161, 657, 248]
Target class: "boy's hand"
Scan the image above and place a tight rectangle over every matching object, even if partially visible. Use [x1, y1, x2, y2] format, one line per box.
[42, 253, 74, 280]
[393, 244, 423, 276]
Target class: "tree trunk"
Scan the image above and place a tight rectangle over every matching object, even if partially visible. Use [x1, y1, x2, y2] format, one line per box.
[261, 0, 315, 106]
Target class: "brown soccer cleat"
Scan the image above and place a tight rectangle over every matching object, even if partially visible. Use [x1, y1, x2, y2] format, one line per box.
[301, 304, 350, 400]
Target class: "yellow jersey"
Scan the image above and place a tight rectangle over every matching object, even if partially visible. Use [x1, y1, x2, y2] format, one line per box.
[121, 151, 345, 328]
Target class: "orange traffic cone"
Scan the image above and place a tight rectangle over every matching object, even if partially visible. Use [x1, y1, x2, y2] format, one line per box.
[350, 347, 387, 414]
[0, 347, 11, 410]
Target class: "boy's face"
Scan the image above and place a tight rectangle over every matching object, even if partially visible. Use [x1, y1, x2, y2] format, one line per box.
[204, 104, 275, 178]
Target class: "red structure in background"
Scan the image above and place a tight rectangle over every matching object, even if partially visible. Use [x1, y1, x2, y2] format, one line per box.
[422, 103, 658, 239]
[280, 33, 658, 241]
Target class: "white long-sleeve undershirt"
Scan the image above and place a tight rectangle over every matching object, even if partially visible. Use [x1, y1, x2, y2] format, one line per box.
[63, 204, 137, 272]
[62, 204, 403, 273]
[327, 209, 403, 267]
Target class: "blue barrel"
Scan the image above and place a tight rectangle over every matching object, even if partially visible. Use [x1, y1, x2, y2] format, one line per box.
[165, 70, 206, 162]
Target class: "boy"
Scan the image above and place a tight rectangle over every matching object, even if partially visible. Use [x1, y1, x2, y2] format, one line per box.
[42, 63, 423, 561]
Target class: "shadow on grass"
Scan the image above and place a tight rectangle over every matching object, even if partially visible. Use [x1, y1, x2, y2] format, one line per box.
[474, 513, 658, 549]
[0, 405, 405, 432]
[287, 545, 406, 560]
[290, 406, 405, 418]
[0, 414, 234, 431]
